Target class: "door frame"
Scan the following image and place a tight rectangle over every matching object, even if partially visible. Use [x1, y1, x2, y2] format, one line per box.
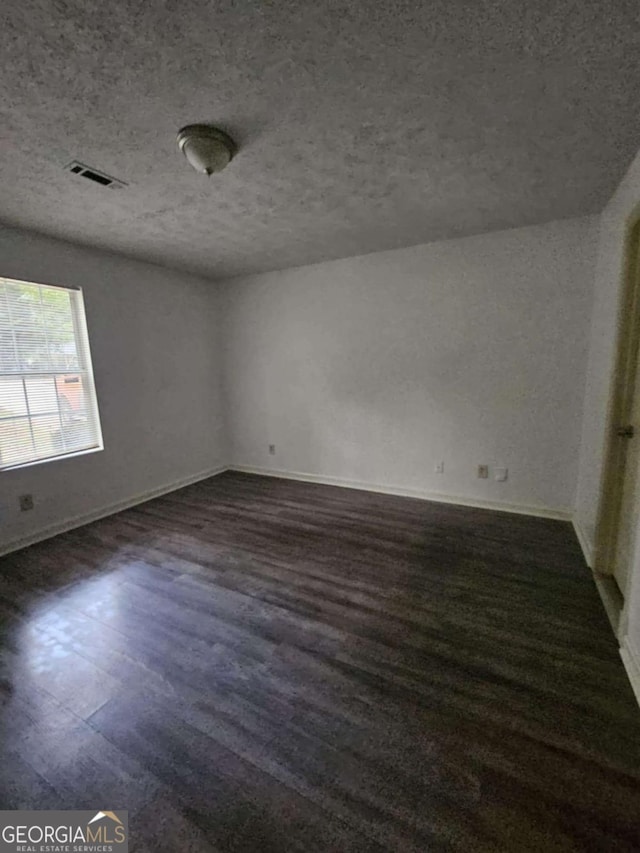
[594, 212, 640, 592]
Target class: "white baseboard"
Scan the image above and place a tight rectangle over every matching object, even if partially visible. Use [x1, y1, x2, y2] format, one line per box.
[573, 517, 628, 644]
[572, 518, 594, 568]
[592, 571, 624, 637]
[572, 522, 637, 708]
[0, 465, 229, 558]
[230, 465, 572, 521]
[620, 637, 640, 710]
[1, 462, 571, 558]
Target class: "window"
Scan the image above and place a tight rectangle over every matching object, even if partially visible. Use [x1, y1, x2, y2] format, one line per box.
[0, 276, 103, 470]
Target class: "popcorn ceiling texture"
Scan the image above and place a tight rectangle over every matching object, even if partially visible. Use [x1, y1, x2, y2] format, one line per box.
[1, 0, 639, 280]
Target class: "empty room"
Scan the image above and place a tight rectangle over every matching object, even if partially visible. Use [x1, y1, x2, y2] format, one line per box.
[1, 1, 640, 851]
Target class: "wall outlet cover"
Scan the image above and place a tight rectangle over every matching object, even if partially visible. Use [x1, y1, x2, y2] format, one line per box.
[268, 444, 276, 455]
[435, 461, 444, 474]
[495, 467, 508, 482]
[19, 494, 34, 512]
[477, 465, 489, 479]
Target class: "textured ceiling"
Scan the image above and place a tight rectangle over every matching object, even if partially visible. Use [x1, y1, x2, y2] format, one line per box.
[1, 1, 640, 280]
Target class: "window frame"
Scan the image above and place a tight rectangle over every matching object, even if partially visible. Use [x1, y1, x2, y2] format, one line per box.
[0, 276, 104, 472]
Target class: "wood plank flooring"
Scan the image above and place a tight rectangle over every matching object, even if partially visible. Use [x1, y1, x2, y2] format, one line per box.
[1, 471, 639, 851]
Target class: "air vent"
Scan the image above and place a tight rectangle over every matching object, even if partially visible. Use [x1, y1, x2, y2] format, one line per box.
[64, 161, 127, 189]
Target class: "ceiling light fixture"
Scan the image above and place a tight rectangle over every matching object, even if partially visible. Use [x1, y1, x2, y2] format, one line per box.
[176, 124, 236, 176]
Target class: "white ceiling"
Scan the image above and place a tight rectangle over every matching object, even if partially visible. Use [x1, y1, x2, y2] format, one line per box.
[1, 0, 639, 280]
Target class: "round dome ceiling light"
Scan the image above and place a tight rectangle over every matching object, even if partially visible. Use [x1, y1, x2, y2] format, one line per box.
[176, 124, 236, 175]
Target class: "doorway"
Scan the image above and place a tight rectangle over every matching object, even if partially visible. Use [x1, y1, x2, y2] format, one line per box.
[595, 218, 640, 620]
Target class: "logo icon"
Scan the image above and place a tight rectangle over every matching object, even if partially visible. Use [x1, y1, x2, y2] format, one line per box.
[0, 810, 128, 852]
[88, 811, 123, 826]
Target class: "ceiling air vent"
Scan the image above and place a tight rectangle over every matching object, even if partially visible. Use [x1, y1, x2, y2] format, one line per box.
[64, 161, 127, 189]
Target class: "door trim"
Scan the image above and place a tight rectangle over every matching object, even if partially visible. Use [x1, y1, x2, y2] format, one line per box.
[594, 214, 640, 584]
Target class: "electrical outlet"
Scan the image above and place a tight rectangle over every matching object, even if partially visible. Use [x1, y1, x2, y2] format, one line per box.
[435, 461, 444, 474]
[477, 465, 489, 479]
[495, 467, 508, 482]
[19, 494, 34, 512]
[268, 444, 276, 456]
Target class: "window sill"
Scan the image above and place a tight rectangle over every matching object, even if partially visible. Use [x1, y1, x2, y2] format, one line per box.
[0, 444, 104, 473]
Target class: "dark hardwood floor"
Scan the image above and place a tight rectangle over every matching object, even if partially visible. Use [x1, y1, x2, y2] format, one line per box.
[1, 471, 639, 851]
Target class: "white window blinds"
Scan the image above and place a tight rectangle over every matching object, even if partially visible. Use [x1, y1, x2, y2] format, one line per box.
[0, 277, 103, 470]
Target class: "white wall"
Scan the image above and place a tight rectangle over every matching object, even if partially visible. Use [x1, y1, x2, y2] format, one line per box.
[0, 225, 226, 553]
[222, 217, 597, 516]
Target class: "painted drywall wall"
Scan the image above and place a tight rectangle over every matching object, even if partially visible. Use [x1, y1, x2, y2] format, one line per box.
[221, 217, 597, 516]
[0, 225, 226, 552]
